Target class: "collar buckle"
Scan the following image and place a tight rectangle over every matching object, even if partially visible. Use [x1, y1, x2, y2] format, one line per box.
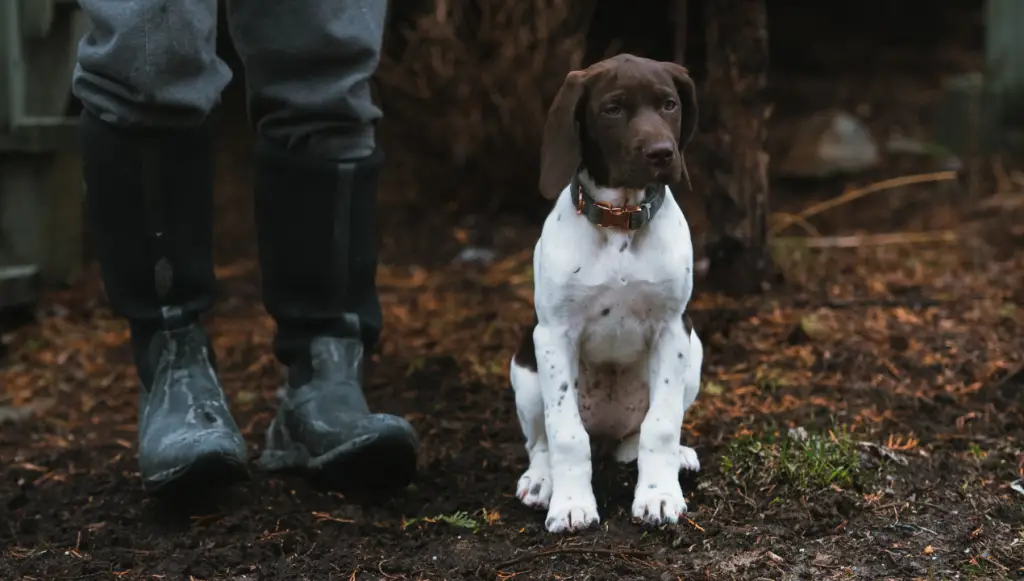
[573, 177, 663, 231]
[593, 200, 642, 230]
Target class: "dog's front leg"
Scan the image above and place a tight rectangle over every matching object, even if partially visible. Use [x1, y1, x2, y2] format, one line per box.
[633, 319, 690, 525]
[534, 324, 599, 533]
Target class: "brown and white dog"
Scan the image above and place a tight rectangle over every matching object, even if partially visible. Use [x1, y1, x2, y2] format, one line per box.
[509, 54, 703, 534]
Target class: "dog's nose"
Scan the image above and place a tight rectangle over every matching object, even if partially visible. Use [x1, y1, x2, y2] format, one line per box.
[644, 142, 675, 165]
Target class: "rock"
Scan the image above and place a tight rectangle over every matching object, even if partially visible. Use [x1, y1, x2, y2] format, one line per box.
[0, 397, 56, 425]
[452, 246, 496, 266]
[884, 131, 930, 155]
[884, 130, 962, 172]
[0, 265, 41, 310]
[777, 110, 880, 178]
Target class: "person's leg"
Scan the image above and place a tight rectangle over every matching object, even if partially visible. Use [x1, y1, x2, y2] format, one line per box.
[226, 0, 417, 495]
[74, 0, 248, 494]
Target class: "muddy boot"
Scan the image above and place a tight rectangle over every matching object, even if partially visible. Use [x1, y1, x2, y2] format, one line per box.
[253, 141, 418, 495]
[80, 111, 249, 495]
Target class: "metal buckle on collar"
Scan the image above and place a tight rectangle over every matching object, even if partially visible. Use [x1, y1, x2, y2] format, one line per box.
[576, 182, 644, 230]
[593, 200, 643, 230]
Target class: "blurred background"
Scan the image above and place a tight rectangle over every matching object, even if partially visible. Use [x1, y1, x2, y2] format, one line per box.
[194, 0, 1000, 292]
[0, 0, 1001, 303]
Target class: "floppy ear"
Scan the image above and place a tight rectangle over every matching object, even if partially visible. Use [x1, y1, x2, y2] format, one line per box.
[539, 70, 588, 200]
[662, 63, 698, 193]
[662, 63, 698, 148]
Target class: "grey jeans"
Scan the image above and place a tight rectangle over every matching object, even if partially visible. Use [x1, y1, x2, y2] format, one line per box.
[72, 0, 387, 159]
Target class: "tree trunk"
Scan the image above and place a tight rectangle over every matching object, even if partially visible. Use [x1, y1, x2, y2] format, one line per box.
[701, 0, 772, 296]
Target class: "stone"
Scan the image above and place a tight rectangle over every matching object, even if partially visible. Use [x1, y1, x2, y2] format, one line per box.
[777, 110, 880, 178]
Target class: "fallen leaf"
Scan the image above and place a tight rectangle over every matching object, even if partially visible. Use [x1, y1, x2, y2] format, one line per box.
[1011, 478, 1024, 496]
[799, 311, 835, 342]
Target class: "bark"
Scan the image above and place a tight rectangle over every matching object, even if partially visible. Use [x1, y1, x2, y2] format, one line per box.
[701, 0, 773, 296]
[672, 0, 687, 65]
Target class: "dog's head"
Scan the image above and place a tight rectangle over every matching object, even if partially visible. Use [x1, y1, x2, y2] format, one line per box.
[539, 54, 698, 199]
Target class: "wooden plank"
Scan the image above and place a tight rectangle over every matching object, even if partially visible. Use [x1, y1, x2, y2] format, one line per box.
[0, 264, 40, 308]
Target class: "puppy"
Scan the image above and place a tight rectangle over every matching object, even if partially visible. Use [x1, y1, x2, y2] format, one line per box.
[509, 54, 703, 534]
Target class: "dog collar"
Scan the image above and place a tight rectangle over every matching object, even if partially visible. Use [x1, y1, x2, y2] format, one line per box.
[572, 175, 667, 231]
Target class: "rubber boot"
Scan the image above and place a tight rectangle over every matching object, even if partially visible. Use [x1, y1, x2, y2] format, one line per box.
[253, 141, 418, 495]
[80, 110, 249, 495]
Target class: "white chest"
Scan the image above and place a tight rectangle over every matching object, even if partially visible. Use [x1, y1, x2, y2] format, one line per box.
[553, 226, 691, 365]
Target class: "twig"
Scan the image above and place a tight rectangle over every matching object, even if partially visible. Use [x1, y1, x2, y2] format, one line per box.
[981, 555, 1009, 571]
[774, 230, 957, 249]
[917, 501, 953, 514]
[491, 547, 652, 571]
[871, 502, 904, 512]
[311, 511, 355, 524]
[770, 171, 958, 235]
[769, 212, 820, 235]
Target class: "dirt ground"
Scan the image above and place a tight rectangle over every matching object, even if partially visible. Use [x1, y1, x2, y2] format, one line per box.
[3, 8, 1024, 581]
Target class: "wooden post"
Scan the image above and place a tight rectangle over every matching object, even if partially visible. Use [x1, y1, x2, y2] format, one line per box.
[0, 0, 87, 309]
[935, 0, 1024, 163]
[672, 0, 687, 65]
[701, 0, 772, 296]
[986, 0, 1024, 130]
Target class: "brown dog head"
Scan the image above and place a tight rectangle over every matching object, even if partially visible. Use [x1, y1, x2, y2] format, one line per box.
[539, 54, 698, 199]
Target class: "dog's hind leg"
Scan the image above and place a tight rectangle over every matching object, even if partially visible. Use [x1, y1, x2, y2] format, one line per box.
[682, 326, 703, 412]
[510, 342, 553, 510]
[678, 326, 704, 472]
[616, 326, 704, 473]
[615, 433, 700, 472]
[614, 433, 640, 464]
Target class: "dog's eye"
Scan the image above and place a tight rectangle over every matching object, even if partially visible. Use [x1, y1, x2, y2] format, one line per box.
[602, 104, 623, 117]
[663, 99, 678, 112]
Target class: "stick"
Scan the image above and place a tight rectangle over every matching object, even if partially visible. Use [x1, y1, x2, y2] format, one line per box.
[770, 171, 958, 235]
[491, 547, 652, 571]
[770, 212, 820, 235]
[774, 230, 958, 249]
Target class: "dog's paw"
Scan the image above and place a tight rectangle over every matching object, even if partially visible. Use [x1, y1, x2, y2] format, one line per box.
[631, 484, 688, 526]
[545, 488, 600, 533]
[678, 445, 700, 472]
[516, 469, 553, 510]
[544, 500, 598, 536]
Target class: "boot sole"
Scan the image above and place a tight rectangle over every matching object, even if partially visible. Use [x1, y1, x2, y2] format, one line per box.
[307, 432, 418, 498]
[144, 453, 251, 497]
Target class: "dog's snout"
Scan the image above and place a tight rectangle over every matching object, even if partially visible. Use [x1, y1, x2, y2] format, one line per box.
[644, 142, 675, 165]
